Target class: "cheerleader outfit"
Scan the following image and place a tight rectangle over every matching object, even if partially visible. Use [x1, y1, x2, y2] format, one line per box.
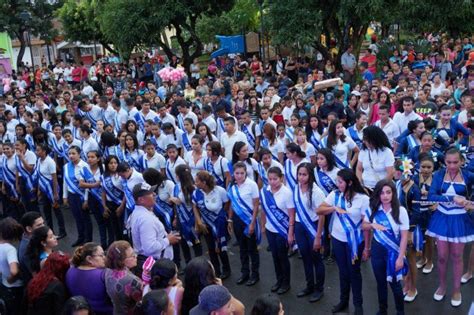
[426, 169, 474, 243]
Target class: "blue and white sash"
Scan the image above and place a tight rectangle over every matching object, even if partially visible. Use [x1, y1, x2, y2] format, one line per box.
[122, 178, 135, 215]
[413, 225, 424, 253]
[284, 159, 297, 191]
[166, 160, 177, 183]
[138, 156, 148, 172]
[149, 136, 166, 155]
[407, 134, 418, 151]
[193, 189, 228, 250]
[228, 184, 261, 244]
[285, 127, 294, 142]
[315, 170, 337, 196]
[125, 151, 140, 170]
[204, 158, 225, 188]
[81, 167, 103, 208]
[259, 188, 289, 239]
[25, 135, 35, 152]
[2, 158, 18, 198]
[174, 184, 198, 245]
[114, 114, 122, 134]
[177, 115, 185, 131]
[309, 132, 321, 150]
[334, 191, 362, 263]
[85, 111, 98, 128]
[49, 137, 64, 158]
[154, 195, 174, 232]
[217, 118, 225, 135]
[182, 132, 192, 151]
[37, 164, 56, 202]
[348, 126, 363, 148]
[333, 152, 349, 169]
[261, 138, 279, 161]
[242, 124, 256, 148]
[372, 209, 408, 282]
[134, 112, 146, 132]
[101, 175, 123, 206]
[113, 146, 126, 162]
[64, 162, 84, 198]
[294, 185, 318, 240]
[15, 155, 35, 191]
[257, 163, 268, 186]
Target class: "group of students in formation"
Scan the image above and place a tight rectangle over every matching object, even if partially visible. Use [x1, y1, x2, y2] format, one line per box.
[1, 92, 473, 315]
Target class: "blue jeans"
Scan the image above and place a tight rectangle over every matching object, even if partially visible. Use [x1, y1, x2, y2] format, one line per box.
[295, 222, 325, 291]
[371, 240, 405, 315]
[266, 229, 290, 286]
[69, 193, 92, 242]
[332, 238, 363, 307]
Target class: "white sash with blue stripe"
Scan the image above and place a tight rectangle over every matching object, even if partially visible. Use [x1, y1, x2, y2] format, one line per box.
[257, 163, 268, 186]
[315, 170, 337, 196]
[64, 162, 84, 198]
[334, 191, 362, 264]
[228, 184, 261, 244]
[284, 159, 297, 191]
[294, 185, 318, 240]
[204, 157, 225, 188]
[174, 184, 198, 245]
[348, 126, 363, 148]
[242, 124, 256, 148]
[15, 155, 35, 191]
[101, 174, 123, 205]
[182, 132, 192, 151]
[260, 188, 289, 239]
[2, 157, 18, 198]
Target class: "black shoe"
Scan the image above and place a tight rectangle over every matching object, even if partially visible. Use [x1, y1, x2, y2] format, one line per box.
[57, 233, 67, 240]
[332, 302, 348, 313]
[297, 287, 314, 298]
[236, 275, 249, 285]
[271, 282, 281, 292]
[288, 249, 297, 257]
[71, 239, 84, 247]
[220, 271, 231, 280]
[277, 285, 290, 295]
[354, 306, 363, 315]
[309, 290, 324, 303]
[266, 245, 271, 252]
[246, 277, 259, 286]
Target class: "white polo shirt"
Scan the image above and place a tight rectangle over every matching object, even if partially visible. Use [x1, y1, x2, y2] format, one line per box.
[38, 155, 56, 180]
[263, 184, 295, 233]
[375, 118, 400, 144]
[194, 186, 229, 213]
[392, 111, 422, 135]
[358, 148, 395, 189]
[295, 183, 325, 222]
[221, 130, 248, 161]
[364, 206, 409, 237]
[231, 178, 259, 209]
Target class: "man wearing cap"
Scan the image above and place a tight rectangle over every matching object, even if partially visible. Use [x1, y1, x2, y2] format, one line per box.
[317, 92, 346, 125]
[129, 182, 181, 275]
[190, 285, 244, 315]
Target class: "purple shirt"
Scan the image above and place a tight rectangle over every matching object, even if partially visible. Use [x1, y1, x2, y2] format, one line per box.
[65, 267, 113, 314]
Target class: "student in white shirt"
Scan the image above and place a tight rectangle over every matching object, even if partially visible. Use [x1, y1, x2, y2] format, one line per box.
[228, 162, 261, 286]
[240, 111, 260, 156]
[324, 120, 359, 169]
[317, 169, 370, 314]
[79, 125, 99, 160]
[140, 141, 166, 174]
[375, 105, 400, 145]
[181, 118, 196, 155]
[35, 143, 66, 237]
[124, 133, 144, 171]
[184, 135, 207, 179]
[259, 166, 295, 295]
[165, 144, 186, 184]
[193, 171, 232, 279]
[261, 123, 285, 164]
[362, 180, 409, 315]
[356, 126, 395, 191]
[162, 123, 184, 153]
[157, 103, 177, 128]
[256, 148, 284, 188]
[196, 122, 218, 150]
[221, 116, 248, 161]
[101, 155, 125, 241]
[15, 138, 38, 212]
[230, 142, 259, 182]
[392, 96, 422, 135]
[204, 141, 231, 189]
[200, 105, 217, 133]
[176, 101, 198, 130]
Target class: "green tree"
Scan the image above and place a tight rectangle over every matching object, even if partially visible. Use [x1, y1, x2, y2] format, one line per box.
[0, 0, 59, 68]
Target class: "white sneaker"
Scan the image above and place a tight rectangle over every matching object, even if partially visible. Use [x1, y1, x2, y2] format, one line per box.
[404, 290, 418, 302]
[451, 295, 462, 307]
[416, 258, 427, 269]
[461, 274, 472, 284]
[433, 292, 445, 301]
[422, 264, 434, 274]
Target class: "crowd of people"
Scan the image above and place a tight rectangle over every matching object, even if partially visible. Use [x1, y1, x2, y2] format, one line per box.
[0, 33, 473, 315]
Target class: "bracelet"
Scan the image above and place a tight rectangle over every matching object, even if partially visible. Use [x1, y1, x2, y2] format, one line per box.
[227, 219, 233, 223]
[289, 224, 295, 226]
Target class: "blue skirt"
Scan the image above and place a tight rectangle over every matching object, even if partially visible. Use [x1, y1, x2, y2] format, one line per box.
[426, 211, 474, 243]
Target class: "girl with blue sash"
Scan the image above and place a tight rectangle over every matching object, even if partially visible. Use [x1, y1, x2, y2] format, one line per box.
[165, 144, 187, 184]
[193, 170, 232, 279]
[101, 155, 125, 242]
[325, 120, 359, 169]
[1, 143, 21, 219]
[284, 143, 309, 191]
[79, 125, 99, 161]
[50, 124, 66, 204]
[181, 118, 195, 154]
[408, 131, 445, 171]
[260, 166, 295, 295]
[426, 148, 474, 307]
[125, 120, 145, 147]
[204, 141, 231, 189]
[230, 142, 259, 183]
[79, 150, 113, 249]
[413, 154, 435, 274]
[140, 141, 166, 174]
[436, 105, 470, 146]
[346, 112, 367, 149]
[124, 133, 144, 171]
[294, 127, 317, 164]
[306, 115, 324, 151]
[293, 163, 326, 303]
[63, 146, 92, 247]
[35, 143, 66, 238]
[184, 135, 207, 179]
[256, 148, 284, 188]
[363, 179, 409, 315]
[227, 162, 261, 286]
[394, 120, 424, 158]
[261, 123, 285, 164]
[149, 121, 168, 155]
[61, 129, 82, 163]
[317, 169, 370, 315]
[15, 138, 39, 212]
[162, 123, 185, 155]
[169, 164, 203, 263]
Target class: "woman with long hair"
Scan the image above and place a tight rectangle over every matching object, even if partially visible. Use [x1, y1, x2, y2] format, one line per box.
[170, 164, 202, 263]
[262, 123, 285, 164]
[2, 142, 21, 219]
[394, 119, 425, 157]
[260, 167, 295, 295]
[139, 140, 166, 175]
[369, 90, 391, 125]
[66, 242, 113, 314]
[181, 118, 196, 155]
[293, 163, 326, 303]
[323, 120, 359, 169]
[230, 141, 259, 182]
[124, 133, 144, 170]
[184, 134, 207, 178]
[165, 144, 187, 184]
[15, 137, 39, 212]
[227, 162, 261, 286]
[256, 148, 284, 188]
[26, 252, 70, 315]
[295, 127, 317, 164]
[356, 125, 395, 192]
[363, 179, 409, 315]
[105, 241, 143, 315]
[426, 148, 474, 307]
[26, 225, 58, 275]
[284, 143, 309, 191]
[192, 171, 232, 279]
[196, 122, 218, 149]
[79, 125, 99, 160]
[204, 141, 231, 188]
[317, 169, 370, 315]
[436, 104, 470, 145]
[63, 146, 92, 247]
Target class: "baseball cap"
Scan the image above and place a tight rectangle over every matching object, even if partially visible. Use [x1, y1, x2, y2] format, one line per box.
[132, 182, 156, 200]
[190, 285, 232, 315]
[324, 92, 335, 105]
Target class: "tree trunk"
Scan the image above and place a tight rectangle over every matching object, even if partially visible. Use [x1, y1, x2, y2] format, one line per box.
[72, 47, 82, 64]
[16, 37, 27, 69]
[100, 42, 118, 55]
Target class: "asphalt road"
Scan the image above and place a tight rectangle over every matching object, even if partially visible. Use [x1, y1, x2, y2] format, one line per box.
[55, 207, 473, 315]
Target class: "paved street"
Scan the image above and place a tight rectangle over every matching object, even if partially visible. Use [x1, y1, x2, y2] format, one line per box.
[56, 207, 473, 314]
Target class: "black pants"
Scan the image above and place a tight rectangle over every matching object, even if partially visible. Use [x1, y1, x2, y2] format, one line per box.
[107, 201, 125, 241]
[323, 213, 332, 258]
[266, 229, 290, 287]
[19, 179, 39, 213]
[180, 237, 203, 264]
[89, 197, 114, 249]
[0, 283, 23, 315]
[295, 222, 325, 291]
[203, 226, 231, 276]
[233, 215, 260, 279]
[41, 195, 66, 235]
